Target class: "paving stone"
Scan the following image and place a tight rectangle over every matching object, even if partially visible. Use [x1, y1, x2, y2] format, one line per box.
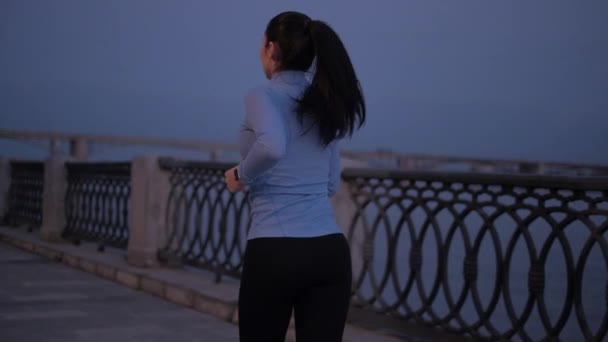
[193, 293, 235, 320]
[115, 270, 140, 289]
[79, 259, 96, 273]
[63, 254, 80, 268]
[165, 285, 194, 307]
[140, 276, 166, 298]
[95, 263, 117, 280]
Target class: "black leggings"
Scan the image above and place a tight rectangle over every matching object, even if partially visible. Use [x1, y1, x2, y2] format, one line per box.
[238, 233, 352, 342]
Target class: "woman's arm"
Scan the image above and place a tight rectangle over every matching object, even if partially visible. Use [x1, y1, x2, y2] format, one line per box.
[237, 86, 287, 184]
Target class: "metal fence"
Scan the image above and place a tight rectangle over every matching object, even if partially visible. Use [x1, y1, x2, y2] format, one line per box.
[158, 158, 250, 281]
[150, 158, 608, 340]
[62, 162, 131, 250]
[341, 168, 608, 341]
[2, 161, 44, 231]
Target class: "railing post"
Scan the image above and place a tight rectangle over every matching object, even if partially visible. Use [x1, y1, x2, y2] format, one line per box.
[519, 161, 542, 174]
[210, 148, 223, 161]
[49, 139, 59, 158]
[0, 158, 10, 222]
[40, 157, 67, 241]
[69, 138, 88, 161]
[127, 155, 171, 267]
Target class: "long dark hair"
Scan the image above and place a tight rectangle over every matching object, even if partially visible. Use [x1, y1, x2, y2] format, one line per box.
[265, 11, 366, 146]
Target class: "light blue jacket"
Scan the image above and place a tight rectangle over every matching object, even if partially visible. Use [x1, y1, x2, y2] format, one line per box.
[237, 70, 341, 240]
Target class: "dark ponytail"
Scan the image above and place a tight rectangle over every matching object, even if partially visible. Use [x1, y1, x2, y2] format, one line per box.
[265, 12, 366, 147]
[297, 20, 366, 146]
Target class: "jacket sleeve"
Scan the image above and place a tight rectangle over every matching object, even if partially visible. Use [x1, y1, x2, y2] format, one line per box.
[237, 87, 287, 184]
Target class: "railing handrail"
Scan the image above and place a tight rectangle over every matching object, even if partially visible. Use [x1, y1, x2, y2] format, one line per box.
[342, 149, 608, 171]
[342, 167, 608, 190]
[0, 128, 240, 152]
[65, 161, 133, 168]
[4, 129, 608, 174]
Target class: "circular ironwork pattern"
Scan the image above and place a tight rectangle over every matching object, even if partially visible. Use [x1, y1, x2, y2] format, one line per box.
[159, 159, 251, 281]
[3, 161, 44, 230]
[63, 162, 131, 249]
[341, 171, 608, 341]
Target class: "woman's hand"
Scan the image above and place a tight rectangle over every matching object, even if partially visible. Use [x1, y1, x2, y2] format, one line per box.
[224, 166, 245, 193]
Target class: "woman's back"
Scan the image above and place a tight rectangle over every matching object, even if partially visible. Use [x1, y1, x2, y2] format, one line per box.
[238, 70, 341, 239]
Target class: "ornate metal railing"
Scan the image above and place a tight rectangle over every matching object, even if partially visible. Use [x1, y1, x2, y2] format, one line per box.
[2, 161, 44, 231]
[158, 158, 250, 281]
[341, 168, 608, 341]
[62, 162, 131, 250]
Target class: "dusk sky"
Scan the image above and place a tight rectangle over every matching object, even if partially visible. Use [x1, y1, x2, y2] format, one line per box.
[1, 0, 606, 163]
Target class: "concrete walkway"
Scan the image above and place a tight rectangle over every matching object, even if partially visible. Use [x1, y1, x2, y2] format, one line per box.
[0, 227, 408, 342]
[0, 242, 240, 342]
